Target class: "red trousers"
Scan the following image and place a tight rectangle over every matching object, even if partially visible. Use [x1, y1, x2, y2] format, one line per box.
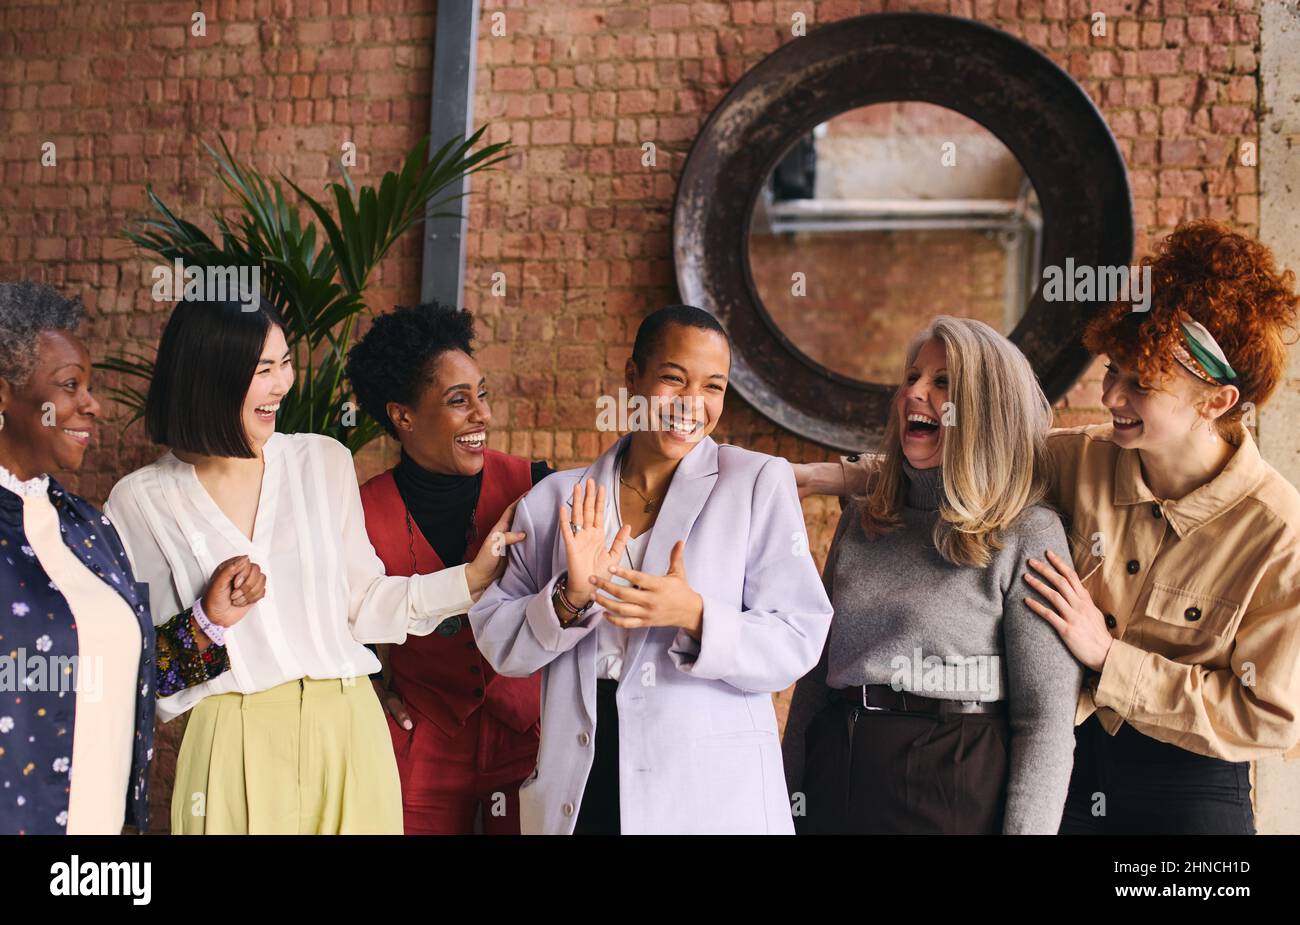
[385, 703, 539, 835]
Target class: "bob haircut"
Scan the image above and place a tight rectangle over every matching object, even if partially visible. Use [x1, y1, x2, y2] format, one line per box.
[145, 296, 285, 459]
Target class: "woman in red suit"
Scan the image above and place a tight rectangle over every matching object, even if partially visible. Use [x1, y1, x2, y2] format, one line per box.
[347, 302, 551, 834]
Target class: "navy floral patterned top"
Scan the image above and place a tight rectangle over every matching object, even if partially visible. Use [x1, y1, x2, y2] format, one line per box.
[0, 473, 225, 835]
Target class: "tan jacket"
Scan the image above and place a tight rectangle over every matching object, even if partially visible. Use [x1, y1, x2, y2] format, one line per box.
[840, 425, 1300, 761]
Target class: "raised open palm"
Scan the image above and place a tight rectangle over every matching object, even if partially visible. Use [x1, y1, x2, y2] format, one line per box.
[558, 478, 631, 606]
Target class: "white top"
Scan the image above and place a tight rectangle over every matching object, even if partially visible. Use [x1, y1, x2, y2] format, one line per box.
[104, 432, 475, 721]
[595, 460, 652, 682]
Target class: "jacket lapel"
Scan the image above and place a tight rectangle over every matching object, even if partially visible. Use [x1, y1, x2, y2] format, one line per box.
[619, 436, 719, 684]
[364, 470, 447, 575]
[549, 435, 721, 710]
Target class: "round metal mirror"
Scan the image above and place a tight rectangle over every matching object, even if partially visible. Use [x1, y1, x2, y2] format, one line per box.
[673, 12, 1133, 451]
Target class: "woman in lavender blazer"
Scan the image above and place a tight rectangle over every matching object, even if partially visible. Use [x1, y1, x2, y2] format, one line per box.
[469, 305, 833, 834]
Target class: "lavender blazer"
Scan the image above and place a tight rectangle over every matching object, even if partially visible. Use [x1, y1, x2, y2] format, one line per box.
[468, 434, 833, 834]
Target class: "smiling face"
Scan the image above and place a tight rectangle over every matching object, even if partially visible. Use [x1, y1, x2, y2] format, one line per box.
[1101, 356, 1221, 451]
[624, 323, 730, 462]
[240, 325, 294, 449]
[0, 330, 102, 479]
[895, 336, 948, 470]
[389, 349, 491, 476]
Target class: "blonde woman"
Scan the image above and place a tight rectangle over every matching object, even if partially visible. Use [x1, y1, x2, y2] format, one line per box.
[783, 317, 1082, 834]
[795, 222, 1300, 834]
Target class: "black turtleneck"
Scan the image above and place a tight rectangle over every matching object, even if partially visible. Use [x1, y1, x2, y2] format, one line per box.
[392, 450, 553, 567]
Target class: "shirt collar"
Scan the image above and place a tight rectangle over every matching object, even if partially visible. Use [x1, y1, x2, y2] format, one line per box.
[1113, 424, 1265, 537]
[0, 461, 50, 498]
[0, 470, 75, 525]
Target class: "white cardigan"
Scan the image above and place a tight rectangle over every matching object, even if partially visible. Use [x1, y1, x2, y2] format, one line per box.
[105, 432, 474, 721]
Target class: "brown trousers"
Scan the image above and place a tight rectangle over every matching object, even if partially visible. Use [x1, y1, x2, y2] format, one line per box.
[797, 698, 1009, 834]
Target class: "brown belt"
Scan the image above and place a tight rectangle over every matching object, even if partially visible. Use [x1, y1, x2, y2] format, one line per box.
[835, 683, 1006, 716]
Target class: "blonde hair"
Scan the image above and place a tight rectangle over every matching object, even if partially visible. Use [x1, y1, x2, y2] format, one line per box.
[858, 316, 1052, 568]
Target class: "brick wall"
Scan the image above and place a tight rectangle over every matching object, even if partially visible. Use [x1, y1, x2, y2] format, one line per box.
[751, 229, 1012, 382]
[459, 0, 1261, 552]
[0, 0, 1263, 829]
[1, 0, 439, 500]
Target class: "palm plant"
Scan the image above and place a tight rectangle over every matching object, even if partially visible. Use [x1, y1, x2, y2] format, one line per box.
[100, 129, 508, 452]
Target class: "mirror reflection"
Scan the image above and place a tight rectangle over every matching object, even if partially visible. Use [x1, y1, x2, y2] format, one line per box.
[747, 102, 1043, 384]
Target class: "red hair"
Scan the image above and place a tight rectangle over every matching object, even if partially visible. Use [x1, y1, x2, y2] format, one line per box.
[1083, 220, 1299, 430]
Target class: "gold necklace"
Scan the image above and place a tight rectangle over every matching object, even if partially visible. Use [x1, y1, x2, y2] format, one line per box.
[618, 458, 663, 513]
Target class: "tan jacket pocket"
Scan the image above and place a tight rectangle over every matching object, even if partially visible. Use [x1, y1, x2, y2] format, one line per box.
[1142, 582, 1243, 642]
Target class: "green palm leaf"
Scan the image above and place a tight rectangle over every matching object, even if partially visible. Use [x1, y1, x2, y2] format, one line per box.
[99, 130, 507, 452]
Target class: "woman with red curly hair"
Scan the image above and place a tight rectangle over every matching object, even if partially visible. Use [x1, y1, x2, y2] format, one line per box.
[795, 220, 1300, 834]
[1025, 220, 1300, 834]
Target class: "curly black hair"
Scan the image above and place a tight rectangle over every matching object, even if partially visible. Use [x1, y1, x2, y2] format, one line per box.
[346, 302, 476, 438]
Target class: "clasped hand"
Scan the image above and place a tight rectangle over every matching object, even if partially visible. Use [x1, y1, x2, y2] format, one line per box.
[558, 478, 704, 639]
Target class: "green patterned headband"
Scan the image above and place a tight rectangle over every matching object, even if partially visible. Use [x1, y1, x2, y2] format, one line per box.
[1174, 318, 1239, 387]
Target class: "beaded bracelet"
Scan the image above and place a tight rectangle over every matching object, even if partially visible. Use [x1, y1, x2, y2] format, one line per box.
[554, 574, 593, 627]
[191, 597, 226, 646]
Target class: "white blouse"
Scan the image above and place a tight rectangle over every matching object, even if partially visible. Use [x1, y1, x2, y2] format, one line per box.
[104, 432, 474, 722]
[594, 453, 652, 682]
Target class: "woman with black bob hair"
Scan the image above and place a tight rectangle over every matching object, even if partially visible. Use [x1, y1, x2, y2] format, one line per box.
[347, 301, 552, 835]
[105, 295, 524, 834]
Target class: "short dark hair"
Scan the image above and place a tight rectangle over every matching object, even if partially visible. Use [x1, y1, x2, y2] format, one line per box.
[346, 302, 475, 438]
[146, 296, 285, 458]
[631, 304, 729, 371]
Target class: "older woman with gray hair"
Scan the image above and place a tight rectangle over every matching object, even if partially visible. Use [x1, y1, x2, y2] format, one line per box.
[0, 281, 262, 834]
[783, 316, 1083, 834]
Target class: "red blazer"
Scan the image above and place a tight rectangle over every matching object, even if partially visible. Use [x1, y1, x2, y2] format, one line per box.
[359, 449, 540, 737]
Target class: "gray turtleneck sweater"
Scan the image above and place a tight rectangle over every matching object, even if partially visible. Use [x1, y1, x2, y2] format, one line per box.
[783, 461, 1083, 834]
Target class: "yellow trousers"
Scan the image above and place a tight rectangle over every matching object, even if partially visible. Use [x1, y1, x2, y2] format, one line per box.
[171, 677, 402, 834]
